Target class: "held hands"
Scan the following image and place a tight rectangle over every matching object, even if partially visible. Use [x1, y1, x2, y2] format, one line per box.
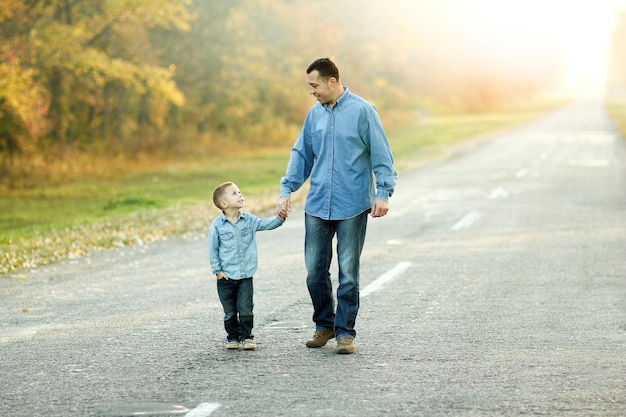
[276, 196, 291, 220]
[370, 198, 389, 218]
[275, 195, 387, 218]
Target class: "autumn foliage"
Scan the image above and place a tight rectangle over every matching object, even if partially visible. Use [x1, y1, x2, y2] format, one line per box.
[4, 0, 622, 189]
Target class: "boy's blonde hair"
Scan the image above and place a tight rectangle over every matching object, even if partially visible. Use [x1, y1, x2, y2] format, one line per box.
[212, 181, 234, 209]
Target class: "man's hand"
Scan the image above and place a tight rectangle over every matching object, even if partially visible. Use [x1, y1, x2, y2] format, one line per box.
[216, 273, 228, 280]
[276, 195, 291, 220]
[370, 198, 389, 218]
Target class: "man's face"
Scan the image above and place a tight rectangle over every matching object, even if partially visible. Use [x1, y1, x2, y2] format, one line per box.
[306, 70, 334, 105]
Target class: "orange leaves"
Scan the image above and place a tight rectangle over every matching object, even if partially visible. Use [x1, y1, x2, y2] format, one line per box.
[0, 0, 192, 156]
[0, 0, 25, 23]
[0, 59, 52, 142]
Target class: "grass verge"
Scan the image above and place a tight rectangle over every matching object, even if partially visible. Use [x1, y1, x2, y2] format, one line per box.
[1, 105, 563, 275]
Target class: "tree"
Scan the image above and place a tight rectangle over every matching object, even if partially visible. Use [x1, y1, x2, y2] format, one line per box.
[158, 0, 310, 147]
[0, 0, 191, 156]
[0, 1, 51, 158]
[1, 0, 573, 186]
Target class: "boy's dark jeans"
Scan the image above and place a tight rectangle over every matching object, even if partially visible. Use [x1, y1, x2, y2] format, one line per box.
[217, 277, 254, 342]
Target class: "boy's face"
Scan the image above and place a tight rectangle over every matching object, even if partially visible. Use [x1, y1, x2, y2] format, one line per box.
[221, 184, 244, 209]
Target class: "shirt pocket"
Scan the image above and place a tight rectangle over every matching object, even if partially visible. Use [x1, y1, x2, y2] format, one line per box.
[311, 129, 323, 159]
[241, 227, 253, 244]
[219, 231, 235, 248]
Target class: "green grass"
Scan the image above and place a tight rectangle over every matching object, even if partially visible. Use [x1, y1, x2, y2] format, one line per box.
[0, 107, 559, 274]
[1, 151, 289, 240]
[389, 110, 549, 170]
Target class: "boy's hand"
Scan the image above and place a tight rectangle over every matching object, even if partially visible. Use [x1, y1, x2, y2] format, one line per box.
[276, 196, 291, 220]
[216, 273, 228, 280]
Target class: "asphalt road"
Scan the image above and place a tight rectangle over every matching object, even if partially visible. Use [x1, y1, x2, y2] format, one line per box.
[1, 97, 625, 417]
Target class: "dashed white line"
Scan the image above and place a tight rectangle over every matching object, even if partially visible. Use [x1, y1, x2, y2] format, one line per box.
[361, 262, 411, 298]
[516, 168, 528, 178]
[185, 403, 221, 417]
[567, 159, 610, 167]
[451, 210, 481, 231]
[488, 187, 509, 200]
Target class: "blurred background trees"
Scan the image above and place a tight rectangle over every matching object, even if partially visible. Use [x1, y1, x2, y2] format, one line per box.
[1, 0, 624, 187]
[608, 6, 626, 91]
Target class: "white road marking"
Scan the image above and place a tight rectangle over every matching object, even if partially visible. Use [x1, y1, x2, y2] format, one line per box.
[361, 262, 411, 298]
[451, 210, 481, 231]
[185, 403, 221, 417]
[386, 239, 403, 245]
[567, 159, 610, 167]
[488, 187, 509, 200]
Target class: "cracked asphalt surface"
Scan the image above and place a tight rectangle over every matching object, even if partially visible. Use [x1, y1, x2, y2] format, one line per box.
[1, 97, 625, 417]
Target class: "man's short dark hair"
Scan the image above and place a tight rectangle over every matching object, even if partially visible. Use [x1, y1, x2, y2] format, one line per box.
[307, 58, 340, 82]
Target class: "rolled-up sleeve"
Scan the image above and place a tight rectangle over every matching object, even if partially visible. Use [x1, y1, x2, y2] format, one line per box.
[280, 119, 314, 197]
[208, 222, 222, 275]
[367, 108, 397, 200]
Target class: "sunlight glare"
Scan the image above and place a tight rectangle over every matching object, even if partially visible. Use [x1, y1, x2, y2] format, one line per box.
[488, 0, 624, 90]
[401, 0, 625, 92]
[534, 0, 624, 89]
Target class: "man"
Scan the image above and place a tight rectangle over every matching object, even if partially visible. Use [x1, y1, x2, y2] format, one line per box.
[276, 58, 397, 354]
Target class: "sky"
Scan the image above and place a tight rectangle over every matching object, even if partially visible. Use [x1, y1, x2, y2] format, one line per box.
[453, 0, 624, 88]
[390, 0, 625, 91]
[523, 0, 624, 87]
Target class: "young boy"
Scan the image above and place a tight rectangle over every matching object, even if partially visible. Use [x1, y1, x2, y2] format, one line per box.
[208, 181, 286, 350]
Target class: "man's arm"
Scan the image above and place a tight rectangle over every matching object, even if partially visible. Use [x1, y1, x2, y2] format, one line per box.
[365, 106, 397, 203]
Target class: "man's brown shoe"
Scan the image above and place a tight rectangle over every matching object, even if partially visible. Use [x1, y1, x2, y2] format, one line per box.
[336, 336, 355, 354]
[305, 330, 334, 348]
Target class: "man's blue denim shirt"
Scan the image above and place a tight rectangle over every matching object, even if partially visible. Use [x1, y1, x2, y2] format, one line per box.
[208, 211, 284, 279]
[280, 87, 397, 220]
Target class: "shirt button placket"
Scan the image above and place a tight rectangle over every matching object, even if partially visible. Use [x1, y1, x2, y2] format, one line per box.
[327, 112, 334, 217]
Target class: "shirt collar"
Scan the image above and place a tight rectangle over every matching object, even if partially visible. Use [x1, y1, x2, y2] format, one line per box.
[324, 86, 349, 111]
[219, 211, 243, 224]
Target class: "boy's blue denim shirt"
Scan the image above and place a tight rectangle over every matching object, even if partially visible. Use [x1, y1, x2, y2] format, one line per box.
[280, 87, 397, 220]
[208, 211, 284, 279]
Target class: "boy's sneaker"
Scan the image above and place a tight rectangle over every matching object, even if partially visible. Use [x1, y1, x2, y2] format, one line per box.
[336, 336, 355, 354]
[226, 341, 240, 350]
[242, 339, 256, 350]
[305, 330, 335, 348]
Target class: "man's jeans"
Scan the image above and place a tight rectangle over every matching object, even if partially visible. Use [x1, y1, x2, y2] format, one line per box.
[216, 277, 254, 342]
[304, 211, 368, 339]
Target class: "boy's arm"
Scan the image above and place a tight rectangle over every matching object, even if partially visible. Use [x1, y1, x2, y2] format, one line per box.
[208, 223, 224, 278]
[256, 215, 285, 231]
